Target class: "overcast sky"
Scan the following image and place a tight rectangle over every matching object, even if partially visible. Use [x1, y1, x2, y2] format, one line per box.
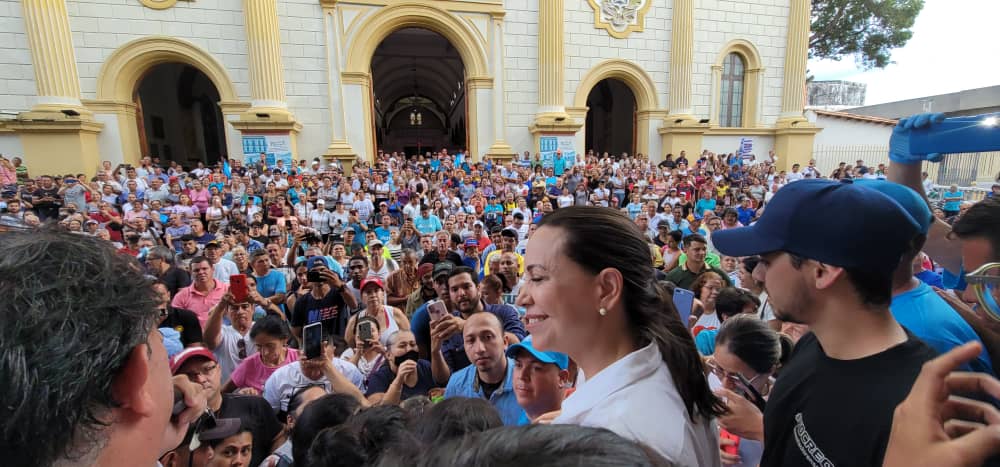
[808, 0, 1000, 106]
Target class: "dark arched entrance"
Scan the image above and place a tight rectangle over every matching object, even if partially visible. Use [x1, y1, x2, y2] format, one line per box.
[585, 78, 637, 157]
[371, 28, 466, 158]
[135, 63, 227, 165]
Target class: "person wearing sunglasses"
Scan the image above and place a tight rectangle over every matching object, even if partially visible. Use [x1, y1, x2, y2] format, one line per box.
[203, 291, 257, 383]
[707, 315, 792, 467]
[170, 347, 282, 467]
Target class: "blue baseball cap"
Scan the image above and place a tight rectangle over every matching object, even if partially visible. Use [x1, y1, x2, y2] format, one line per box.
[506, 336, 569, 370]
[307, 256, 329, 270]
[852, 179, 932, 234]
[711, 179, 920, 276]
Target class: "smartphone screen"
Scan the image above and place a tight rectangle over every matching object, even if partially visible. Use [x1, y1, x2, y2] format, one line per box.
[304, 322, 323, 359]
[672, 288, 695, 325]
[358, 321, 373, 342]
[229, 274, 248, 303]
[427, 299, 448, 322]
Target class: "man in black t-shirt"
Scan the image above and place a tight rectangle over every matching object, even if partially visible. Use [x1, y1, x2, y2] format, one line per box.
[30, 175, 62, 221]
[291, 257, 358, 343]
[712, 179, 936, 467]
[153, 282, 202, 347]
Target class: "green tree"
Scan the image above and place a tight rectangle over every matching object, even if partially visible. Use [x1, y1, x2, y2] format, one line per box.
[810, 0, 925, 69]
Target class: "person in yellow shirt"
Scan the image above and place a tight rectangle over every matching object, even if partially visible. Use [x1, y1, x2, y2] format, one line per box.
[483, 228, 524, 275]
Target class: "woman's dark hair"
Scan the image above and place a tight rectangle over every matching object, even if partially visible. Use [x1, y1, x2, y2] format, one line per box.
[722, 207, 738, 218]
[249, 314, 290, 340]
[291, 394, 362, 464]
[412, 397, 504, 445]
[537, 206, 726, 420]
[741, 255, 760, 274]
[350, 405, 415, 462]
[286, 384, 326, 421]
[667, 230, 683, 244]
[480, 274, 505, 294]
[715, 287, 761, 320]
[206, 427, 253, 449]
[715, 315, 792, 374]
[404, 424, 672, 467]
[303, 426, 367, 467]
[356, 315, 382, 333]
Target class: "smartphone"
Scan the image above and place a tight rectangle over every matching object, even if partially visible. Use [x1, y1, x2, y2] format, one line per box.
[427, 299, 449, 322]
[307, 270, 323, 283]
[284, 219, 292, 229]
[672, 288, 695, 325]
[304, 322, 323, 359]
[358, 320, 374, 342]
[229, 274, 248, 303]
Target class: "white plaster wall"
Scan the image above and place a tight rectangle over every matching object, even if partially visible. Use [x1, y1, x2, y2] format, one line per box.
[0, 0, 38, 113]
[278, 0, 332, 160]
[693, 0, 788, 126]
[808, 113, 893, 146]
[564, 1, 672, 112]
[501, 0, 538, 154]
[93, 113, 124, 165]
[0, 132, 25, 157]
[702, 134, 774, 158]
[66, 0, 251, 101]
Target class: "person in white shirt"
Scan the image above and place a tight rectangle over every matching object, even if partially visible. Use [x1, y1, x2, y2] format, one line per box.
[205, 241, 241, 281]
[203, 291, 257, 382]
[262, 334, 367, 412]
[785, 164, 804, 182]
[517, 206, 723, 466]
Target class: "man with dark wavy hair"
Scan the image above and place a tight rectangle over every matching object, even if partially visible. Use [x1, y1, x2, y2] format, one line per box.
[0, 227, 206, 467]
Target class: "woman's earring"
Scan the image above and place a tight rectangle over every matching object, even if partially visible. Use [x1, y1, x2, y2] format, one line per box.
[599, 307, 607, 316]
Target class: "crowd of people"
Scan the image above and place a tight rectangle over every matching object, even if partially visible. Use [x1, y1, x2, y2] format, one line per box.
[2, 111, 1000, 467]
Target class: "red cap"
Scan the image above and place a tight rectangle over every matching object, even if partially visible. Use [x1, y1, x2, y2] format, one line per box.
[169, 346, 217, 375]
[416, 263, 434, 279]
[360, 277, 385, 292]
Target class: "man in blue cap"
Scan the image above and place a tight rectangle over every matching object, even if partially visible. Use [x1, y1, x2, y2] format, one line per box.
[854, 179, 993, 375]
[710, 179, 936, 467]
[507, 336, 571, 425]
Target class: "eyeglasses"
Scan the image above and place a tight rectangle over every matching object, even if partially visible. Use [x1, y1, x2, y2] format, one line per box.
[705, 358, 762, 387]
[966, 262, 1000, 321]
[183, 363, 218, 380]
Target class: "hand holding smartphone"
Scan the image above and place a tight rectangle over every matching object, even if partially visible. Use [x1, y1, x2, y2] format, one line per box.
[359, 320, 374, 342]
[427, 299, 449, 322]
[672, 288, 695, 326]
[304, 322, 323, 360]
[229, 274, 249, 303]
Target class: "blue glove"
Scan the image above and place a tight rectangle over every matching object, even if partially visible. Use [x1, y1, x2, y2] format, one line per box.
[889, 112, 946, 164]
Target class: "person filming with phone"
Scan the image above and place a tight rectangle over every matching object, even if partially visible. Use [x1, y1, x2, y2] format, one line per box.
[364, 329, 451, 405]
[706, 315, 791, 467]
[344, 277, 410, 349]
[290, 257, 358, 345]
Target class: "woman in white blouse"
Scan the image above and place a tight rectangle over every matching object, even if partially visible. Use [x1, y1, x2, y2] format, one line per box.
[517, 206, 725, 467]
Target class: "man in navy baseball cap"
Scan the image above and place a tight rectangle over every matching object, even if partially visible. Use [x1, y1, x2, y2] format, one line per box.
[711, 179, 936, 467]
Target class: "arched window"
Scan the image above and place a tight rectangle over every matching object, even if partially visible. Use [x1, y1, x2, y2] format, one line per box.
[719, 53, 745, 127]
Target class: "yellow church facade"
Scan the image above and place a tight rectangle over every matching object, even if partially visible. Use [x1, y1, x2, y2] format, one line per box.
[0, 0, 817, 176]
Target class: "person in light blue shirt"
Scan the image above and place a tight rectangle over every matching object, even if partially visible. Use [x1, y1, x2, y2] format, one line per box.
[443, 312, 525, 425]
[506, 336, 570, 425]
[414, 205, 443, 235]
[853, 178, 994, 375]
[942, 184, 964, 216]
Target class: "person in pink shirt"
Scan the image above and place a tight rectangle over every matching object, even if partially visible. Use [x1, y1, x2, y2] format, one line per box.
[171, 256, 229, 326]
[186, 179, 212, 214]
[223, 315, 299, 395]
